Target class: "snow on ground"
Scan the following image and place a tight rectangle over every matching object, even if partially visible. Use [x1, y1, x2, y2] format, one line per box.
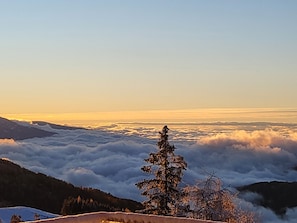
[26, 211, 222, 223]
[0, 206, 58, 223]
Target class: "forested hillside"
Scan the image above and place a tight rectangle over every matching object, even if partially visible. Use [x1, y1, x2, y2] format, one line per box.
[0, 159, 142, 214]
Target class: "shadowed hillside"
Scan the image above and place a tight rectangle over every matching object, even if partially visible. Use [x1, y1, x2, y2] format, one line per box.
[0, 159, 143, 214]
[239, 181, 297, 216]
[0, 117, 55, 140]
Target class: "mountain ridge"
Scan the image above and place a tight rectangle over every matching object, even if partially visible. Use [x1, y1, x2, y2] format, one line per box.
[0, 117, 55, 140]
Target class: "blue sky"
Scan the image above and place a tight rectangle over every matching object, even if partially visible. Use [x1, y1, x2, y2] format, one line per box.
[1, 1, 297, 121]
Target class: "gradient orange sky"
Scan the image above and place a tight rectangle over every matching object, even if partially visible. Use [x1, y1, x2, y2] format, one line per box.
[1, 1, 297, 124]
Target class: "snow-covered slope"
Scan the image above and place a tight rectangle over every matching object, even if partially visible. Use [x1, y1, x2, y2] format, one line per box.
[0, 206, 58, 223]
[26, 211, 222, 223]
[0, 207, 222, 223]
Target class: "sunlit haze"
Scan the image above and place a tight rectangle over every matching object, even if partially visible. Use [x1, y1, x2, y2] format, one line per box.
[1, 1, 297, 124]
[3, 108, 297, 128]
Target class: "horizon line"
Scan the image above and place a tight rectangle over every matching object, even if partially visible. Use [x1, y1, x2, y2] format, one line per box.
[2, 107, 297, 127]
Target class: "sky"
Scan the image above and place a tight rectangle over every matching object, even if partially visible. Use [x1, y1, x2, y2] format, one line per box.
[1, 0, 297, 123]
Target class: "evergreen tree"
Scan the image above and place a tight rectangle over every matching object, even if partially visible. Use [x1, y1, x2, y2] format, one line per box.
[136, 125, 187, 215]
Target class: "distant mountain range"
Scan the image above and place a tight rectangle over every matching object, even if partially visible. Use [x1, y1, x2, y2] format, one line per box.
[0, 159, 142, 214]
[0, 117, 55, 140]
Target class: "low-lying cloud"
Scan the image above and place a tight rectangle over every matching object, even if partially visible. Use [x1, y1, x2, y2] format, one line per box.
[1, 122, 297, 222]
[0, 138, 17, 145]
[199, 129, 297, 151]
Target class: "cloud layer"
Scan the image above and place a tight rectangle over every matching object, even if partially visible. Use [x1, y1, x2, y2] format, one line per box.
[1, 122, 297, 222]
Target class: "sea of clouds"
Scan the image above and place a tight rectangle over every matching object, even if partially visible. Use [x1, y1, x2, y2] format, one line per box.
[1, 122, 297, 222]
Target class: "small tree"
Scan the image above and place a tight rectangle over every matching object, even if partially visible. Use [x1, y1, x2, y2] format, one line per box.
[181, 175, 258, 223]
[60, 195, 108, 215]
[10, 215, 22, 223]
[136, 126, 187, 215]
